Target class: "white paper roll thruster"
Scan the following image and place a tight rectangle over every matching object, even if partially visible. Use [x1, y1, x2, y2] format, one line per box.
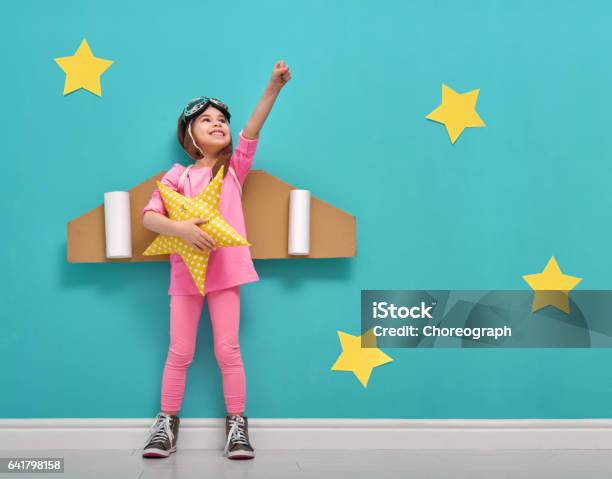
[288, 189, 311, 256]
[104, 191, 133, 259]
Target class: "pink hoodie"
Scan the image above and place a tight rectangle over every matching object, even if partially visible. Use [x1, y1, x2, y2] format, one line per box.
[142, 130, 260, 295]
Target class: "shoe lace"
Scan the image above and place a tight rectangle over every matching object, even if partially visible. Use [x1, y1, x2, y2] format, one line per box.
[147, 412, 174, 446]
[223, 415, 249, 455]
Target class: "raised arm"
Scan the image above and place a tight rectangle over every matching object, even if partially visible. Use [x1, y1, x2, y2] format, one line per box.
[242, 60, 292, 140]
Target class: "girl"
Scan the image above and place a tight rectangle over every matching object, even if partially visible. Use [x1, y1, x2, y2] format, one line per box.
[140, 60, 291, 460]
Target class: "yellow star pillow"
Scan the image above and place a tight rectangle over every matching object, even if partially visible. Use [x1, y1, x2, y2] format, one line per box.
[142, 165, 251, 295]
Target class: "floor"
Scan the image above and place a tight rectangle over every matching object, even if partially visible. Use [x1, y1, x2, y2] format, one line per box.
[2, 448, 612, 478]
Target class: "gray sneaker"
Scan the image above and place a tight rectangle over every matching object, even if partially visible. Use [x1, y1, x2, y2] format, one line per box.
[142, 412, 180, 458]
[223, 415, 255, 459]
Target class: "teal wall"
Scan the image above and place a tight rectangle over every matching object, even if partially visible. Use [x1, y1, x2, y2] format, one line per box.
[2, 0, 612, 419]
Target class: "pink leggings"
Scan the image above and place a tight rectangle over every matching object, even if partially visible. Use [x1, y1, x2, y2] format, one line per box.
[160, 285, 245, 413]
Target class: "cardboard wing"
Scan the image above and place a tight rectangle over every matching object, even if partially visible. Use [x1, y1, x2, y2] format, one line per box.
[67, 169, 356, 262]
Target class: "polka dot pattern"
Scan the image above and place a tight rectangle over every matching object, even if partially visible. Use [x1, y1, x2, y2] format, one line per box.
[142, 165, 250, 296]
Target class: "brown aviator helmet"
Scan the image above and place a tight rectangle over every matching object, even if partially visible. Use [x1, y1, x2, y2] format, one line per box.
[176, 97, 233, 180]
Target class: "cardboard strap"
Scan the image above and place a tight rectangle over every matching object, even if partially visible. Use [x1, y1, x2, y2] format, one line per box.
[177, 163, 242, 197]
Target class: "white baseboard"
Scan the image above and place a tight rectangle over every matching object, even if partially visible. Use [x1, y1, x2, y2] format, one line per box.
[2, 418, 612, 450]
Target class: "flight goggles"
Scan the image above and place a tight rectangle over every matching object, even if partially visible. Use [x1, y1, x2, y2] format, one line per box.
[181, 96, 231, 125]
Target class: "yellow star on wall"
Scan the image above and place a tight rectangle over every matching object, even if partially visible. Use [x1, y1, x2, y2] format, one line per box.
[142, 165, 251, 296]
[54, 38, 113, 96]
[522, 256, 582, 314]
[331, 329, 393, 387]
[426, 84, 485, 143]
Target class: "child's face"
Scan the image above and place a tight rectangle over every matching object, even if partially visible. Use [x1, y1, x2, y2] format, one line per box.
[191, 105, 231, 153]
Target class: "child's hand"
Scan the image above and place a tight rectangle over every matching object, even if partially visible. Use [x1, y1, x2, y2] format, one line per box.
[175, 217, 217, 253]
[268, 60, 291, 92]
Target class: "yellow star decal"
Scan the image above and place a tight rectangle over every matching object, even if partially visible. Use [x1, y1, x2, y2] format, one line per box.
[426, 84, 485, 143]
[331, 329, 393, 387]
[522, 256, 582, 314]
[54, 38, 113, 96]
[142, 165, 251, 296]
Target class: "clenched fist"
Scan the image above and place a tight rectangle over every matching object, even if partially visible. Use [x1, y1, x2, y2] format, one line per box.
[269, 60, 291, 92]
